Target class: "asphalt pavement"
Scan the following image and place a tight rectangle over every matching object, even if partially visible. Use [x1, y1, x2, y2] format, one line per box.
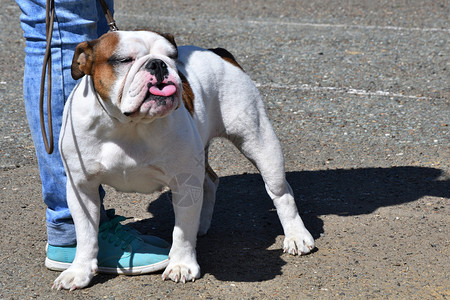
[0, 0, 449, 299]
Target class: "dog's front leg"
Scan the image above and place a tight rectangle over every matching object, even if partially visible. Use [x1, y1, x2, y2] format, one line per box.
[52, 181, 100, 291]
[163, 173, 204, 283]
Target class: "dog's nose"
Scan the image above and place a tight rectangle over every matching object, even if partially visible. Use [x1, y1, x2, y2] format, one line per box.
[145, 59, 168, 83]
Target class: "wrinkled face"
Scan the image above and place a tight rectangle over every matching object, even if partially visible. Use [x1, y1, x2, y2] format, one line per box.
[71, 31, 181, 123]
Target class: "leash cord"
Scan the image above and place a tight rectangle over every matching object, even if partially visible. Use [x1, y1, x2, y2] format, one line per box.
[39, 0, 55, 154]
[99, 0, 119, 31]
[39, 0, 118, 155]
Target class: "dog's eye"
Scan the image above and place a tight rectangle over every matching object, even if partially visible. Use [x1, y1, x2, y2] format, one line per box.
[108, 56, 134, 65]
[119, 57, 134, 63]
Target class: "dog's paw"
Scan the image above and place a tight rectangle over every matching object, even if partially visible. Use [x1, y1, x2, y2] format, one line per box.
[162, 260, 200, 283]
[283, 229, 315, 256]
[52, 264, 96, 291]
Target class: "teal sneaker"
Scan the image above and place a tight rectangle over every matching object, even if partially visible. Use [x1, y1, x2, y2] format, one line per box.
[104, 209, 170, 249]
[45, 214, 170, 275]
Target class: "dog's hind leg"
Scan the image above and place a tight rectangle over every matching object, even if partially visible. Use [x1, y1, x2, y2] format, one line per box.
[222, 86, 315, 255]
[198, 148, 219, 236]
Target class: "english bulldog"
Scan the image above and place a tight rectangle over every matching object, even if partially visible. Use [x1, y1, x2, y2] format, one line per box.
[53, 30, 315, 290]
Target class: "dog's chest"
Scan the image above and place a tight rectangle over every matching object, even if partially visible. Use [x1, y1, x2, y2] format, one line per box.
[98, 140, 168, 194]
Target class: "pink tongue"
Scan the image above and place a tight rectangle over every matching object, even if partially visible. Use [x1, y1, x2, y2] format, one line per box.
[149, 84, 176, 97]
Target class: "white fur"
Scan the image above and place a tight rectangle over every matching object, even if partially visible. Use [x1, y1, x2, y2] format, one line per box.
[53, 31, 314, 290]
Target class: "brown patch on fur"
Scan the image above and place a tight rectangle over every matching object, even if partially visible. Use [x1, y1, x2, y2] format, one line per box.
[179, 72, 194, 115]
[71, 32, 120, 101]
[90, 33, 120, 101]
[208, 48, 244, 71]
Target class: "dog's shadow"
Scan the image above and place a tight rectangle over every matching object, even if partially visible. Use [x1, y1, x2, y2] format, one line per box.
[131, 166, 448, 282]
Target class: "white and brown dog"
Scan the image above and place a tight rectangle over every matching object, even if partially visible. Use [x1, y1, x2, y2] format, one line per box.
[54, 30, 314, 289]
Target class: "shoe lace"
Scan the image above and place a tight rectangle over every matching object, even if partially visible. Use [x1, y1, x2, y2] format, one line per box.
[99, 214, 139, 250]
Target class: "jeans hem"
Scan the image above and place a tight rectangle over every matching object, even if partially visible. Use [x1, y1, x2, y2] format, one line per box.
[47, 221, 76, 246]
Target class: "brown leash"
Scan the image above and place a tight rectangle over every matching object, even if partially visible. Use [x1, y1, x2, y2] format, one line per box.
[40, 0, 55, 154]
[98, 0, 119, 32]
[40, 0, 118, 154]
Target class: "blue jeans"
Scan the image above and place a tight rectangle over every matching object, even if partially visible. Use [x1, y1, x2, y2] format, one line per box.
[16, 0, 113, 246]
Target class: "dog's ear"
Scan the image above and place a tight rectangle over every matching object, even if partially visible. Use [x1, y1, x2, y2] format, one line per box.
[159, 32, 178, 58]
[71, 41, 95, 80]
[161, 33, 177, 49]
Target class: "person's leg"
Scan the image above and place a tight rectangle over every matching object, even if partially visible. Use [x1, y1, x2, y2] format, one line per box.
[17, 0, 114, 246]
[18, 0, 97, 246]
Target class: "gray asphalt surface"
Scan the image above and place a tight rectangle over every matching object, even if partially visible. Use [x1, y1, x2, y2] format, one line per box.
[1, 0, 449, 299]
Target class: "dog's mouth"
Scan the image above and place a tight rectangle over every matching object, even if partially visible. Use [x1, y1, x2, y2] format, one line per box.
[124, 82, 178, 117]
[143, 82, 177, 106]
[148, 83, 177, 97]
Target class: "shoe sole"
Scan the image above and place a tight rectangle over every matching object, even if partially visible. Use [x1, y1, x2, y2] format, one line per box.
[45, 257, 170, 275]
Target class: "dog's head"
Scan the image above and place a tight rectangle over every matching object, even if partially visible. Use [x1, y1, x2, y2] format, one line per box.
[72, 30, 181, 123]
